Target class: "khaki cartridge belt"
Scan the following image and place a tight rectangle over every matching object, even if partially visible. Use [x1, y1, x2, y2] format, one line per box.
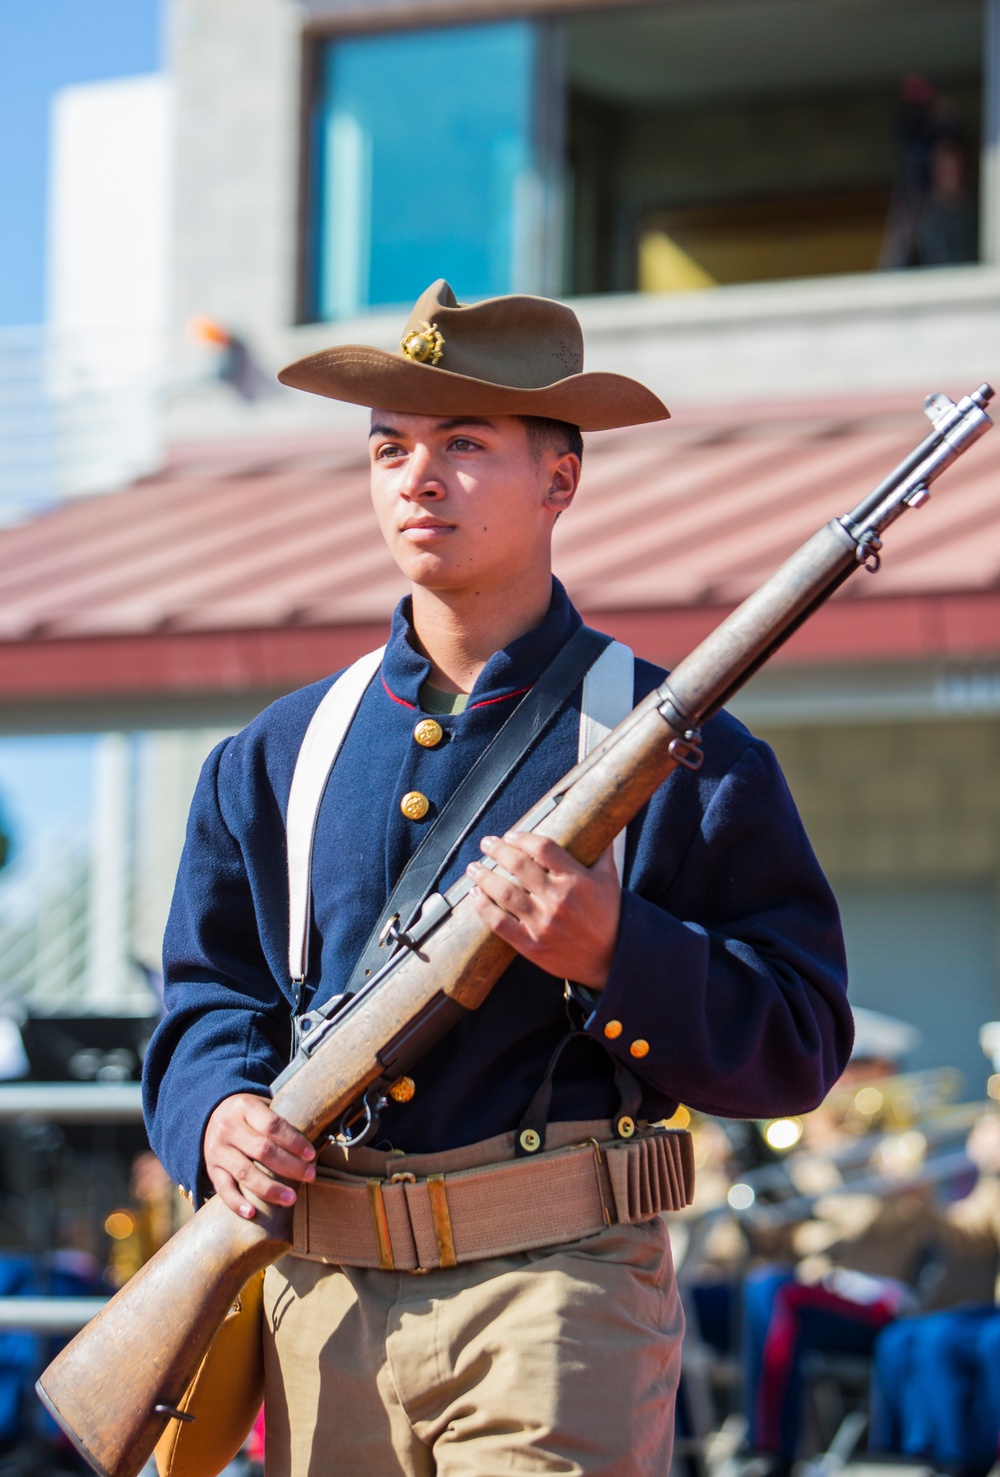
[291, 1125, 694, 1272]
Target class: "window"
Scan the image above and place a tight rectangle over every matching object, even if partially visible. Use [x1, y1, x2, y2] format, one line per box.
[310, 20, 559, 319]
[306, 0, 985, 318]
[566, 0, 983, 294]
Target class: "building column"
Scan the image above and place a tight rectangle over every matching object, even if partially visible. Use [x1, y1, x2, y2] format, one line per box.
[982, 0, 1000, 265]
[85, 732, 132, 1010]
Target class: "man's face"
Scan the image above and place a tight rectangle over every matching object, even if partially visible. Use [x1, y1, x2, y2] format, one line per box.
[368, 412, 578, 594]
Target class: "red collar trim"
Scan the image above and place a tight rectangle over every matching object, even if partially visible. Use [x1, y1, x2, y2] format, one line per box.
[380, 674, 533, 713]
[381, 674, 416, 710]
[469, 684, 532, 709]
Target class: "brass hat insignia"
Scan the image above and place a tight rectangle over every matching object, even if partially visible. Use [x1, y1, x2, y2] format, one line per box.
[400, 320, 445, 366]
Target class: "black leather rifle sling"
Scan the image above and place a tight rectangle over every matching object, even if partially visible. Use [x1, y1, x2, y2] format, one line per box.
[298, 624, 611, 1028]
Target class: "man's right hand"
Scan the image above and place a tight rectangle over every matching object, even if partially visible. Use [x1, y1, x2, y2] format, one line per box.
[204, 1092, 317, 1219]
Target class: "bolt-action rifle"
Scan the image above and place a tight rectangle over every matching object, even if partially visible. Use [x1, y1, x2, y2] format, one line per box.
[37, 386, 994, 1477]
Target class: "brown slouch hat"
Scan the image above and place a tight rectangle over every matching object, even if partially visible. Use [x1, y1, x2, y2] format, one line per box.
[278, 280, 669, 431]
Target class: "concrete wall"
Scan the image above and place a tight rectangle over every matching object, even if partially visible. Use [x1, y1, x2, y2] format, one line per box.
[760, 717, 1000, 885]
[760, 716, 1000, 1083]
[170, 0, 302, 345]
[576, 266, 1000, 406]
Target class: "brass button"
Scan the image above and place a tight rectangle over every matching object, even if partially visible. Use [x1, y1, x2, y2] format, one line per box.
[617, 1116, 636, 1139]
[400, 790, 430, 821]
[388, 1076, 416, 1103]
[413, 718, 443, 748]
[603, 1019, 623, 1040]
[630, 1039, 650, 1059]
[519, 1129, 541, 1153]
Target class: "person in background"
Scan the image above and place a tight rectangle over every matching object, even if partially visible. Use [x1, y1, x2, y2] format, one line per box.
[104, 1151, 187, 1289]
[739, 1009, 993, 1475]
[917, 130, 979, 267]
[880, 75, 978, 270]
[870, 1102, 1000, 1475]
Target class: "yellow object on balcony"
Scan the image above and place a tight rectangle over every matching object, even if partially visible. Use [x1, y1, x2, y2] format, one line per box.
[638, 230, 716, 294]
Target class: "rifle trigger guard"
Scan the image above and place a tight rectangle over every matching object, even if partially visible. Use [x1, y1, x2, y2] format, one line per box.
[333, 1088, 384, 1149]
[667, 729, 704, 772]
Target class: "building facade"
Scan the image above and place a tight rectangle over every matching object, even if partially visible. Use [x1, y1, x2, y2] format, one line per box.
[168, 0, 1000, 434]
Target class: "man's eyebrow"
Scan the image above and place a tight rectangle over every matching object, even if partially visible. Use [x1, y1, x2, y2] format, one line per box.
[434, 417, 497, 433]
[369, 416, 498, 439]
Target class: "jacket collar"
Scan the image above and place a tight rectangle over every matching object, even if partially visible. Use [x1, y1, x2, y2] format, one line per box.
[380, 578, 583, 712]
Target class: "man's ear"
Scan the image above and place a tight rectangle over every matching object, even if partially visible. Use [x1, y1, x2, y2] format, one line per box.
[544, 452, 581, 515]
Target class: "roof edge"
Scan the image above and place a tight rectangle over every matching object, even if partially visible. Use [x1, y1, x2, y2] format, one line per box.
[1, 591, 1000, 707]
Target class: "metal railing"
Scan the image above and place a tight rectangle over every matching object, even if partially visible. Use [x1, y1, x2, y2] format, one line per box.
[0, 815, 158, 1017]
[0, 323, 166, 524]
[0, 820, 91, 1013]
[0, 1082, 143, 1120]
[0, 1297, 108, 1332]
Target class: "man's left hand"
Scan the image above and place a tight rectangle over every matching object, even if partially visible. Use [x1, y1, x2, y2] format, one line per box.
[466, 832, 621, 988]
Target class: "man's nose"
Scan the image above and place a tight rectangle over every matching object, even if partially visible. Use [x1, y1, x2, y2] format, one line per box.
[399, 445, 445, 500]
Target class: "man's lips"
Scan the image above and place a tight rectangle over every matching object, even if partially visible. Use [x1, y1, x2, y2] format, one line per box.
[399, 519, 454, 539]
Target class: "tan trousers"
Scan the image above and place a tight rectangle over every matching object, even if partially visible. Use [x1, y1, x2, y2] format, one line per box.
[262, 1216, 684, 1476]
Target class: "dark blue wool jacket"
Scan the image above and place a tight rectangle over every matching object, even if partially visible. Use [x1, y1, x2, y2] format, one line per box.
[143, 580, 852, 1201]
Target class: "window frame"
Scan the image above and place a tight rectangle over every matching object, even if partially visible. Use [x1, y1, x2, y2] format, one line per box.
[296, 0, 1000, 321]
[297, 8, 568, 321]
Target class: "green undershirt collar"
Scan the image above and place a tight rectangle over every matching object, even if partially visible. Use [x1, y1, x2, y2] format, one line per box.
[420, 682, 470, 715]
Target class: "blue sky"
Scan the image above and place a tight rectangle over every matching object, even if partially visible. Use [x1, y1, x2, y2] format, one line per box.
[0, 0, 162, 327]
[0, 2, 159, 868]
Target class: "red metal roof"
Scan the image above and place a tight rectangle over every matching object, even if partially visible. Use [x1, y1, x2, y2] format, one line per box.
[0, 391, 997, 701]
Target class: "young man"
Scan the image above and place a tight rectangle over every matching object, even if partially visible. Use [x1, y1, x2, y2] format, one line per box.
[143, 281, 851, 1476]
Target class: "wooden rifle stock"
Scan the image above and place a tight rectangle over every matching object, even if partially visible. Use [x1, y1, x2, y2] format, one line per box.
[36, 386, 994, 1477]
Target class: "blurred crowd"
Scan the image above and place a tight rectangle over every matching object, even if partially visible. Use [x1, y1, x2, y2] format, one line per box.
[0, 1152, 193, 1476]
[671, 1008, 1000, 1477]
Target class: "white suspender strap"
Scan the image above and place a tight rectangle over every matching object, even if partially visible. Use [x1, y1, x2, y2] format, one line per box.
[578, 640, 635, 880]
[286, 646, 385, 982]
[285, 637, 636, 986]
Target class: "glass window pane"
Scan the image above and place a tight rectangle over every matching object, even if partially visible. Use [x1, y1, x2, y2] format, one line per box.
[565, 0, 983, 295]
[315, 21, 540, 318]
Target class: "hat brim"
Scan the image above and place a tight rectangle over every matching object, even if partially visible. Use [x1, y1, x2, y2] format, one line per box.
[277, 346, 669, 431]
